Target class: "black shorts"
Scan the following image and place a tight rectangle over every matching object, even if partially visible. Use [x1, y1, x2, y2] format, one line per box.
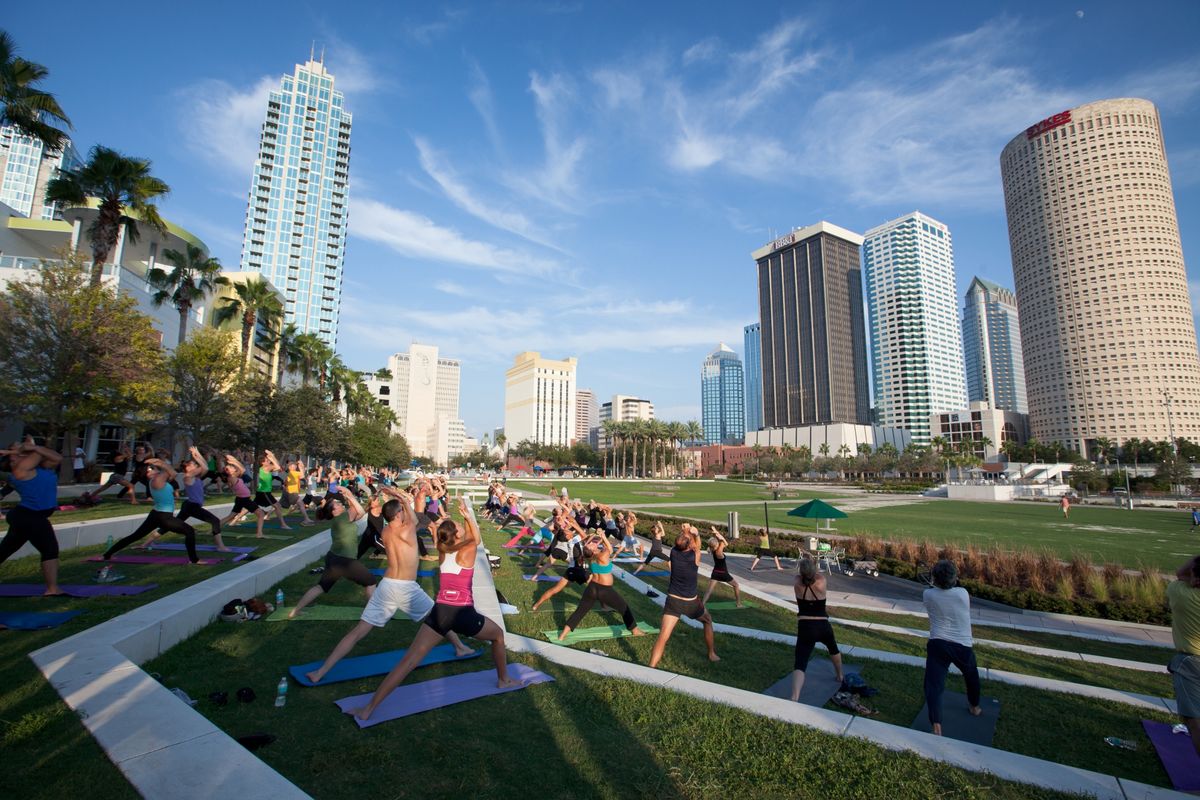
[423, 603, 486, 637]
[755, 547, 773, 557]
[254, 491, 277, 509]
[425, 510, 441, 524]
[794, 619, 839, 671]
[231, 496, 258, 515]
[565, 566, 589, 584]
[102, 471, 130, 488]
[0, 506, 58, 562]
[663, 595, 707, 620]
[318, 552, 379, 592]
[548, 547, 568, 561]
[710, 569, 734, 583]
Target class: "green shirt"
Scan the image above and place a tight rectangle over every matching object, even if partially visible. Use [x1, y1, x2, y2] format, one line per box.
[329, 513, 359, 559]
[759, 533, 770, 548]
[1168, 580, 1200, 655]
[257, 467, 273, 493]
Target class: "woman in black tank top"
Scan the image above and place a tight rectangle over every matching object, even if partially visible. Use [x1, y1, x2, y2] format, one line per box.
[702, 528, 743, 607]
[790, 557, 843, 702]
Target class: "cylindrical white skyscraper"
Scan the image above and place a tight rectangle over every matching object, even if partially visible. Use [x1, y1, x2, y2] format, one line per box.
[1000, 98, 1200, 454]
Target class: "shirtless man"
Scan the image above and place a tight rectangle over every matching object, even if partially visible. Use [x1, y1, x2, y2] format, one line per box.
[303, 487, 473, 685]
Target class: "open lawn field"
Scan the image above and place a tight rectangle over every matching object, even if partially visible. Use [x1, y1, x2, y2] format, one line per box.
[634, 499, 1200, 572]
[503, 479, 837, 506]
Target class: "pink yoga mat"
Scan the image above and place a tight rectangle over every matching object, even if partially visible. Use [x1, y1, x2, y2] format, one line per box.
[0, 583, 158, 597]
[86, 555, 221, 566]
[335, 663, 553, 728]
[1142, 719, 1200, 791]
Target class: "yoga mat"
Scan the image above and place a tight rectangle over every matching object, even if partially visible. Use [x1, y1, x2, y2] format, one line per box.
[230, 520, 300, 530]
[149, 543, 258, 554]
[86, 555, 221, 566]
[503, 532, 529, 547]
[0, 610, 84, 630]
[763, 662, 861, 708]
[335, 663, 553, 728]
[370, 569, 436, 577]
[911, 693, 1001, 746]
[523, 574, 562, 582]
[290, 643, 483, 686]
[0, 583, 157, 597]
[506, 545, 545, 552]
[1142, 719, 1200, 791]
[268, 605, 363, 621]
[542, 623, 659, 644]
[220, 532, 294, 541]
[704, 600, 757, 610]
[635, 570, 669, 577]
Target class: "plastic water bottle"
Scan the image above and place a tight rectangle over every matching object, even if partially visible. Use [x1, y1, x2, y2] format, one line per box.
[105, 535, 113, 550]
[275, 588, 284, 608]
[275, 677, 288, 708]
[98, 565, 111, 582]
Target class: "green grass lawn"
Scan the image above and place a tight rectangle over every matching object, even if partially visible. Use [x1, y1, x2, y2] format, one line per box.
[504, 479, 838, 506]
[633, 499, 1200, 572]
[0, 517, 327, 800]
[139, 525, 1078, 799]
[0, 493, 238, 532]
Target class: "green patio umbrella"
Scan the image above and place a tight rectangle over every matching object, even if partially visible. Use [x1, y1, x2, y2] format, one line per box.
[787, 499, 848, 531]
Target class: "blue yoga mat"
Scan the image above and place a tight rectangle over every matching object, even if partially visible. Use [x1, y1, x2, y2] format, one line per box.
[523, 574, 562, 582]
[370, 569, 436, 577]
[290, 643, 482, 686]
[0, 610, 84, 630]
[637, 571, 669, 576]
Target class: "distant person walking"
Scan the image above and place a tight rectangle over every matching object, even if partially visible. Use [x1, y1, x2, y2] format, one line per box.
[1060, 495, 1070, 519]
[1167, 555, 1200, 756]
[1190, 508, 1199, 531]
[922, 559, 982, 735]
[72, 445, 85, 483]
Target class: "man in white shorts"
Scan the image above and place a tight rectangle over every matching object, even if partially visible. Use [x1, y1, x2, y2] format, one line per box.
[303, 489, 473, 684]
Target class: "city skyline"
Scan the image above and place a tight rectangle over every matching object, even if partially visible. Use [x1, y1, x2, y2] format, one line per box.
[6, 3, 1200, 439]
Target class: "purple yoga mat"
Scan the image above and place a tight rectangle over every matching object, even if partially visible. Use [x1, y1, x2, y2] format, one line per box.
[86, 555, 221, 566]
[1142, 719, 1200, 791]
[150, 543, 257, 554]
[0, 583, 158, 597]
[335, 663, 553, 728]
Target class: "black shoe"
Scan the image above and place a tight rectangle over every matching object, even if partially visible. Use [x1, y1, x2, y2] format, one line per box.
[236, 733, 276, 751]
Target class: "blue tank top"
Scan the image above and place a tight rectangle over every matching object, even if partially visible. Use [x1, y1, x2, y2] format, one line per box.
[591, 560, 613, 575]
[14, 467, 57, 511]
[185, 477, 205, 504]
[151, 482, 176, 513]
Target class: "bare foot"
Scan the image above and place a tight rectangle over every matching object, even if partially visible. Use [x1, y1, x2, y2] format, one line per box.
[708, 652, 721, 662]
[288, 608, 302, 619]
[631, 627, 646, 636]
[188, 561, 203, 567]
[280, 525, 293, 531]
[496, 677, 524, 689]
[300, 520, 314, 526]
[931, 723, 943, 736]
[453, 645, 475, 657]
[216, 546, 231, 553]
[304, 670, 323, 684]
[352, 706, 373, 721]
[969, 705, 982, 716]
[558, 628, 571, 641]
[256, 534, 265, 539]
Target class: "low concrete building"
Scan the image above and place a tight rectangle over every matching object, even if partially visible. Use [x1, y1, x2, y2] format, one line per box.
[929, 401, 1028, 460]
[745, 422, 910, 454]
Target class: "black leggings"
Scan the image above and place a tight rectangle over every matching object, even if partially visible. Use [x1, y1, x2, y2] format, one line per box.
[565, 582, 636, 631]
[177, 501, 221, 536]
[794, 618, 840, 671]
[643, 543, 668, 564]
[0, 506, 58, 563]
[106, 511, 197, 562]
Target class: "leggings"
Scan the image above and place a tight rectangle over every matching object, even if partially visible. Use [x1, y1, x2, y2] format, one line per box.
[565, 582, 636, 632]
[0, 506, 59, 563]
[923, 638, 981, 725]
[177, 501, 221, 536]
[501, 513, 525, 527]
[106, 510, 197, 562]
[643, 544, 668, 564]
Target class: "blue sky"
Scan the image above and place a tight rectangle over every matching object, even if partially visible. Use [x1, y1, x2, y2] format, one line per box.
[7, 1, 1200, 439]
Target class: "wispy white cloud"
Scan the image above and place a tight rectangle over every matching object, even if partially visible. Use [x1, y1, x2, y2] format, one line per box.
[503, 72, 587, 211]
[682, 37, 721, 66]
[323, 40, 388, 94]
[467, 60, 505, 156]
[591, 68, 644, 110]
[403, 8, 469, 45]
[175, 75, 276, 178]
[435, 280, 471, 297]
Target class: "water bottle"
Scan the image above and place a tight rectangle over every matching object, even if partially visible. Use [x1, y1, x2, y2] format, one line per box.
[105, 535, 114, 550]
[98, 564, 111, 582]
[275, 677, 288, 708]
[275, 588, 284, 608]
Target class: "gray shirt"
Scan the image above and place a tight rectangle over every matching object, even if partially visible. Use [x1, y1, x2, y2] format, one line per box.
[923, 586, 973, 648]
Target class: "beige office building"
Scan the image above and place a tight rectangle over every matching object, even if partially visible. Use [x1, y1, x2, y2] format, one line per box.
[503, 351, 578, 447]
[1000, 97, 1200, 454]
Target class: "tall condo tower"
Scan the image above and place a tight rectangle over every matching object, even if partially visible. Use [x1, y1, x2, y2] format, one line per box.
[1000, 98, 1200, 452]
[364, 343, 462, 460]
[701, 343, 745, 445]
[240, 56, 351, 347]
[743, 323, 762, 433]
[753, 222, 870, 428]
[862, 212, 967, 445]
[962, 277, 1027, 414]
[503, 352, 577, 447]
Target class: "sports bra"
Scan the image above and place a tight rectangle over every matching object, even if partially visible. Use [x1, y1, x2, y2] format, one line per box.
[795, 582, 827, 617]
[591, 560, 614, 575]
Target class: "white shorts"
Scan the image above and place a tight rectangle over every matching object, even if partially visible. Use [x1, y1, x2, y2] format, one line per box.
[360, 578, 435, 628]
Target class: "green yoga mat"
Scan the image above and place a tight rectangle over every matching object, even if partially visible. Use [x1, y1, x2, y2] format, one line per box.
[705, 601, 757, 610]
[220, 532, 295, 541]
[542, 623, 659, 644]
[268, 605, 362, 621]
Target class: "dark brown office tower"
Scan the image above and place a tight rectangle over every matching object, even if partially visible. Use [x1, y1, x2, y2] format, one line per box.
[752, 222, 870, 428]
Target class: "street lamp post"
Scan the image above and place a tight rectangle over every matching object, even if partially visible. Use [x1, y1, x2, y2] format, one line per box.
[1162, 390, 1178, 457]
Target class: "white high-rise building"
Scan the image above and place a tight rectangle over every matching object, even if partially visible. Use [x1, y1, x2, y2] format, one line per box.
[597, 394, 655, 449]
[575, 388, 598, 445]
[0, 125, 82, 220]
[365, 343, 462, 460]
[503, 352, 577, 447]
[863, 211, 967, 446]
[240, 56, 351, 348]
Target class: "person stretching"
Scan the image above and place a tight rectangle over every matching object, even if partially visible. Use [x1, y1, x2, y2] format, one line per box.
[1167, 555, 1200, 756]
[648, 524, 718, 668]
[790, 557, 843, 702]
[614, 511, 643, 559]
[82, 444, 140, 505]
[352, 499, 520, 721]
[749, 530, 782, 571]
[557, 534, 645, 640]
[281, 459, 314, 525]
[0, 437, 63, 594]
[289, 490, 376, 618]
[702, 527, 743, 607]
[253, 450, 292, 531]
[103, 458, 199, 563]
[530, 519, 589, 611]
[632, 521, 670, 575]
[219, 455, 264, 534]
[922, 559, 982, 735]
[142, 446, 229, 552]
[304, 489, 472, 685]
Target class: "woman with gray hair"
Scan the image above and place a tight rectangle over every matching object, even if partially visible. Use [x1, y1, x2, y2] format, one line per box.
[790, 556, 843, 702]
[922, 559, 982, 735]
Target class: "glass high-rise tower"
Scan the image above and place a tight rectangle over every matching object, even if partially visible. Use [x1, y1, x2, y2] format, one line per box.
[701, 343, 745, 445]
[863, 211, 967, 446]
[743, 323, 762, 433]
[0, 124, 82, 220]
[962, 277, 1027, 414]
[240, 57, 351, 347]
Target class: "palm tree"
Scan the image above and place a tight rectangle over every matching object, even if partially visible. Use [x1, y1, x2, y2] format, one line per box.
[213, 276, 283, 367]
[666, 420, 687, 476]
[292, 332, 330, 387]
[272, 322, 302, 385]
[599, 420, 616, 477]
[147, 244, 224, 345]
[684, 420, 703, 447]
[0, 30, 72, 152]
[617, 421, 631, 478]
[375, 367, 393, 382]
[44, 145, 170, 286]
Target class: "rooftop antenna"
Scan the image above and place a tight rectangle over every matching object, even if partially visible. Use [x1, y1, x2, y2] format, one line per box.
[310, 41, 315, 62]
[319, 45, 325, 65]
